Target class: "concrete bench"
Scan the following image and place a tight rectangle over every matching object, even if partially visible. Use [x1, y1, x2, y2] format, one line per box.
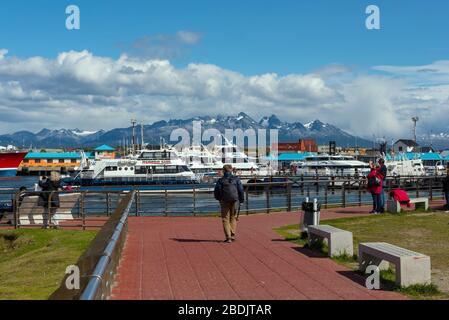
[16, 193, 80, 226]
[308, 225, 353, 257]
[359, 242, 431, 287]
[387, 197, 428, 214]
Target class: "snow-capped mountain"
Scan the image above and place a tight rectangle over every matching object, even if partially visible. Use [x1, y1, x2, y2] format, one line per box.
[0, 113, 373, 148]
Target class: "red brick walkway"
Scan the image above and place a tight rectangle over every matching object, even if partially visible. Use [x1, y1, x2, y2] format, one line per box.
[111, 206, 408, 300]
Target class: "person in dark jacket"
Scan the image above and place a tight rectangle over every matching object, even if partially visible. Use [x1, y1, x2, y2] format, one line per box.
[378, 158, 388, 213]
[38, 171, 61, 228]
[443, 169, 449, 210]
[214, 165, 244, 243]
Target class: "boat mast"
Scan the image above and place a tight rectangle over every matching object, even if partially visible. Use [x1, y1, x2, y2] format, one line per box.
[131, 118, 137, 155]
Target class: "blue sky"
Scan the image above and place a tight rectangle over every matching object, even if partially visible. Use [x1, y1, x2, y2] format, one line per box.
[1, 0, 449, 138]
[2, 0, 449, 75]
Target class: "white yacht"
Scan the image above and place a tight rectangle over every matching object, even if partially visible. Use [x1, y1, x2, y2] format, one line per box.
[386, 158, 426, 177]
[292, 154, 371, 177]
[178, 137, 272, 179]
[67, 148, 202, 187]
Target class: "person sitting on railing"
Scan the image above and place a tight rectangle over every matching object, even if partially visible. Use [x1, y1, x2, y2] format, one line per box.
[214, 165, 244, 243]
[367, 161, 383, 214]
[38, 172, 61, 229]
[443, 169, 449, 211]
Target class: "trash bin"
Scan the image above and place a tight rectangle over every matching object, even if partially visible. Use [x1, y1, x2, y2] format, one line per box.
[301, 198, 320, 233]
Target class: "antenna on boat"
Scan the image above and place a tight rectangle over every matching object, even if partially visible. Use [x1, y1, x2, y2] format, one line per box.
[141, 122, 145, 149]
[412, 116, 419, 142]
[131, 118, 137, 155]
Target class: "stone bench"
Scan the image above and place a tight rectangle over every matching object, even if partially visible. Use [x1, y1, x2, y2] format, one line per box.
[15, 193, 81, 226]
[308, 225, 354, 257]
[359, 242, 431, 287]
[387, 197, 429, 214]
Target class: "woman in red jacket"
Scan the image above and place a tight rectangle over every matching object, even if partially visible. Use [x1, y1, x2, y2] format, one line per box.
[367, 162, 383, 214]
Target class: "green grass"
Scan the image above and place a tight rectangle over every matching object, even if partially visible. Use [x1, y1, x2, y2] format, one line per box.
[274, 211, 449, 299]
[0, 229, 96, 300]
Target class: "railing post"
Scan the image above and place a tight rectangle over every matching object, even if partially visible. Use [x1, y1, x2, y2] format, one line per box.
[245, 186, 249, 215]
[193, 187, 196, 216]
[342, 185, 346, 208]
[358, 184, 362, 207]
[81, 192, 86, 231]
[164, 189, 168, 217]
[324, 186, 328, 209]
[13, 191, 19, 229]
[135, 190, 139, 216]
[48, 192, 52, 228]
[416, 178, 420, 198]
[266, 185, 270, 214]
[106, 192, 110, 216]
[300, 175, 304, 195]
[287, 182, 292, 212]
[429, 177, 433, 200]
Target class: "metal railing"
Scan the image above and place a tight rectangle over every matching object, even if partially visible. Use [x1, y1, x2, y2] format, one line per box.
[122, 175, 446, 216]
[49, 191, 135, 300]
[0, 190, 127, 229]
[1, 175, 446, 224]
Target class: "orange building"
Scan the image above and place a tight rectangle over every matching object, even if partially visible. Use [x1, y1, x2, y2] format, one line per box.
[273, 139, 318, 153]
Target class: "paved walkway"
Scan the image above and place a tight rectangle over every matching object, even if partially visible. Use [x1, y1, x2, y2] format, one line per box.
[111, 206, 407, 300]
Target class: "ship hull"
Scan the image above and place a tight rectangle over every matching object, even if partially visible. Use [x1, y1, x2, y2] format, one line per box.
[0, 168, 18, 177]
[0, 152, 27, 177]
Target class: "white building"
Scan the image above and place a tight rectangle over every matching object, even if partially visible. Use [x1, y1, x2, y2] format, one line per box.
[393, 139, 420, 153]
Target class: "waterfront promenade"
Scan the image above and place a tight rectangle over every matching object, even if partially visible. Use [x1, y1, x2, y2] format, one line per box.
[111, 207, 406, 300]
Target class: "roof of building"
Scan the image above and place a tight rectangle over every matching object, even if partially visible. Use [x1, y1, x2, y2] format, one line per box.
[421, 146, 436, 153]
[25, 152, 95, 159]
[95, 144, 115, 151]
[264, 152, 317, 161]
[385, 152, 442, 161]
[394, 139, 420, 147]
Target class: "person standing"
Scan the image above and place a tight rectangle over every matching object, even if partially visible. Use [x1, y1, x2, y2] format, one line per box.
[378, 158, 388, 213]
[443, 169, 449, 210]
[214, 165, 244, 243]
[367, 162, 383, 214]
[38, 171, 61, 228]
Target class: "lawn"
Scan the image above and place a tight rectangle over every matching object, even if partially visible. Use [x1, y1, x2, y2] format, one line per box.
[275, 211, 449, 299]
[0, 228, 96, 300]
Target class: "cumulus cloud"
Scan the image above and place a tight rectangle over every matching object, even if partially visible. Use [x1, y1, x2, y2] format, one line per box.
[0, 48, 448, 138]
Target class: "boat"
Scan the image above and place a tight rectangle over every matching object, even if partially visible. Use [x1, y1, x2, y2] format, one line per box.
[63, 148, 213, 190]
[0, 148, 28, 177]
[292, 154, 371, 177]
[386, 158, 425, 177]
[177, 138, 274, 182]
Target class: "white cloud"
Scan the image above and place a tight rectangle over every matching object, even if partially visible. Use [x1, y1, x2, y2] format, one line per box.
[0, 49, 448, 139]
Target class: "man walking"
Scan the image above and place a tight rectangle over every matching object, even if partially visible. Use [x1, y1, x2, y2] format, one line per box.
[378, 158, 388, 213]
[214, 165, 244, 243]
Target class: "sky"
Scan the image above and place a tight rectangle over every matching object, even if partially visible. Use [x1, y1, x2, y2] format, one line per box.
[1, 0, 449, 139]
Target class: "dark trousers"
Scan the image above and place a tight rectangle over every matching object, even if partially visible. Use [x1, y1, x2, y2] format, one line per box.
[371, 193, 382, 213]
[445, 192, 449, 209]
[379, 181, 386, 212]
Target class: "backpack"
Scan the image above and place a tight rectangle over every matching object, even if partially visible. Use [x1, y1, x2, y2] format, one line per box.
[367, 176, 380, 188]
[219, 177, 239, 202]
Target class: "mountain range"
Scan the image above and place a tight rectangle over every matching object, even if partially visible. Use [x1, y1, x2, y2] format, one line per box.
[0, 112, 394, 149]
